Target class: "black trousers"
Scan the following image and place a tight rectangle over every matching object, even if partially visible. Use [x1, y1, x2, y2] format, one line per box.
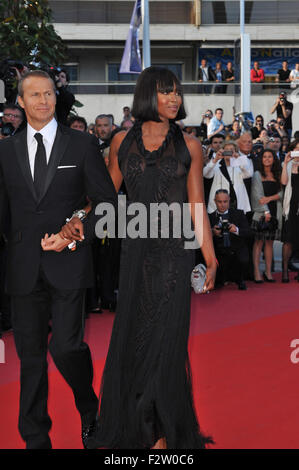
[216, 245, 249, 284]
[11, 268, 98, 449]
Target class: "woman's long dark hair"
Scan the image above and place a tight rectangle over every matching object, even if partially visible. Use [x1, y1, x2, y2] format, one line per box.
[258, 148, 282, 185]
[131, 66, 186, 122]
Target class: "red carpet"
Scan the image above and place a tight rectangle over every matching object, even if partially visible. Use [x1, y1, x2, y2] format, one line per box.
[1, 274, 299, 449]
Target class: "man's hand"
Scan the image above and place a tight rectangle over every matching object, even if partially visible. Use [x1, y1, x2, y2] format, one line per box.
[41, 233, 71, 252]
[212, 225, 222, 237]
[228, 223, 238, 233]
[60, 217, 85, 242]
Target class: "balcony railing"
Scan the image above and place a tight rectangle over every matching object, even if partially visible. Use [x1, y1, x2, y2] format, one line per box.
[69, 81, 298, 95]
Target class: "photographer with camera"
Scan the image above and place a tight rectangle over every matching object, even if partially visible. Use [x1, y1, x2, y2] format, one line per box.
[1, 103, 24, 137]
[197, 109, 213, 141]
[209, 189, 250, 290]
[54, 68, 75, 125]
[270, 91, 293, 139]
[203, 140, 252, 215]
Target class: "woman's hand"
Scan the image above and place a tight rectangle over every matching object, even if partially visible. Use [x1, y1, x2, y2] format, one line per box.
[61, 217, 84, 242]
[284, 152, 292, 165]
[41, 233, 71, 252]
[203, 262, 217, 293]
[214, 149, 224, 162]
[259, 196, 270, 205]
[264, 212, 271, 223]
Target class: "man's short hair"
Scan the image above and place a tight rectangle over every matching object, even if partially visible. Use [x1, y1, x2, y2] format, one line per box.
[210, 134, 225, 143]
[3, 103, 23, 113]
[215, 108, 223, 114]
[215, 189, 229, 197]
[18, 70, 55, 97]
[95, 114, 113, 125]
[67, 115, 87, 131]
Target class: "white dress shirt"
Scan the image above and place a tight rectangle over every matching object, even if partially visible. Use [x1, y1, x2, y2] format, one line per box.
[27, 118, 58, 179]
[203, 158, 252, 214]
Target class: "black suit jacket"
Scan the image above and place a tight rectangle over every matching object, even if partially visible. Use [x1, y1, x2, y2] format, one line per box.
[209, 208, 251, 252]
[198, 66, 216, 82]
[0, 124, 117, 295]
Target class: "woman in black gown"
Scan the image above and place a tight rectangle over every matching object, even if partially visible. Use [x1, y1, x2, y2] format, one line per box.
[88, 67, 217, 449]
[46, 67, 217, 449]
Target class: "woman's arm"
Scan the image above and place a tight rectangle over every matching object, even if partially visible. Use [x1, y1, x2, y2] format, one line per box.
[281, 153, 292, 185]
[107, 131, 126, 192]
[184, 133, 217, 291]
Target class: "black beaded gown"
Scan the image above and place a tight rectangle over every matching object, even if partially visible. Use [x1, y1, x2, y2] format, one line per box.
[94, 121, 212, 449]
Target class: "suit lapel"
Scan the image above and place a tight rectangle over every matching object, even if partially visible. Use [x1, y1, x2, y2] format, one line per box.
[39, 125, 70, 203]
[13, 128, 37, 202]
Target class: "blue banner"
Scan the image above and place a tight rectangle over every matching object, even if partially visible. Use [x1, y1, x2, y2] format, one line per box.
[119, 0, 142, 74]
[199, 48, 299, 75]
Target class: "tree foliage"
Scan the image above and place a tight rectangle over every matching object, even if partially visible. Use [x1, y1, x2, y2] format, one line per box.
[0, 0, 67, 66]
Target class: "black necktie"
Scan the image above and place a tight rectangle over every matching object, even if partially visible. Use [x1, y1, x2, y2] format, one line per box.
[34, 133, 47, 199]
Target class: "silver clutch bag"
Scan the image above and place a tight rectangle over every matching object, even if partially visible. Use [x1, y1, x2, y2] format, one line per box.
[191, 264, 207, 294]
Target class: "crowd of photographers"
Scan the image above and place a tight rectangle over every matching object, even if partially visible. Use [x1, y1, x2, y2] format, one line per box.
[0, 59, 298, 334]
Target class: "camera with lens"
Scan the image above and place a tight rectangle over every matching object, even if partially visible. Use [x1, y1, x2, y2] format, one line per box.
[41, 65, 62, 86]
[217, 217, 231, 247]
[0, 59, 24, 83]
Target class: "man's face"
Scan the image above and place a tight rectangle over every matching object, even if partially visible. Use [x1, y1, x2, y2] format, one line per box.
[18, 76, 56, 129]
[95, 117, 112, 140]
[215, 109, 223, 121]
[201, 60, 207, 68]
[282, 61, 288, 69]
[123, 107, 130, 117]
[238, 134, 253, 154]
[254, 62, 259, 69]
[227, 62, 232, 70]
[215, 193, 230, 213]
[70, 120, 86, 132]
[211, 137, 224, 151]
[2, 108, 23, 129]
[269, 137, 281, 152]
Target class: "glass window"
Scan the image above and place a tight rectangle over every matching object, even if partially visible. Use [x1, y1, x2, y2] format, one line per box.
[201, 1, 299, 24]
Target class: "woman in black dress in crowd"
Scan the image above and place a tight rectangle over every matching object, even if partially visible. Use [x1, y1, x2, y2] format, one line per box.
[281, 140, 299, 282]
[251, 149, 282, 282]
[90, 67, 217, 449]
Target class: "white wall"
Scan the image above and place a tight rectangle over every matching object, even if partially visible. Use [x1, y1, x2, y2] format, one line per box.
[74, 93, 299, 135]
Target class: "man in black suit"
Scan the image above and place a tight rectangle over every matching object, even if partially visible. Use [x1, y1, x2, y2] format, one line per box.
[209, 189, 251, 290]
[198, 58, 216, 94]
[0, 70, 117, 449]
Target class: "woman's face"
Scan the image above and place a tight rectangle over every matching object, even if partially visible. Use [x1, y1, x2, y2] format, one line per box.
[262, 151, 274, 168]
[157, 84, 182, 121]
[232, 121, 239, 132]
[260, 129, 267, 138]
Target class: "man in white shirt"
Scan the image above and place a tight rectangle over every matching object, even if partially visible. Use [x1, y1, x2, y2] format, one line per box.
[0, 70, 117, 449]
[207, 108, 226, 139]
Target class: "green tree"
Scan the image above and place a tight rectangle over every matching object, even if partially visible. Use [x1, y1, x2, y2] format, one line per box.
[0, 0, 67, 66]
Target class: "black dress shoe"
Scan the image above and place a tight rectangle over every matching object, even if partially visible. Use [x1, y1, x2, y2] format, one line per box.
[238, 281, 247, 290]
[263, 272, 276, 283]
[254, 279, 264, 284]
[82, 416, 99, 449]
